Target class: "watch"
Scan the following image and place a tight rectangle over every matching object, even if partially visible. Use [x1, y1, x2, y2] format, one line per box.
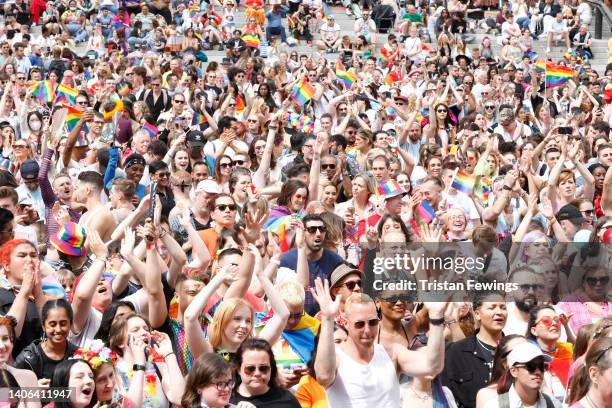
[429, 317, 445, 326]
[132, 364, 146, 372]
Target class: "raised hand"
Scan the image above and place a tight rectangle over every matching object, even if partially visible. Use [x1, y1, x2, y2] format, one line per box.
[310, 278, 341, 319]
[151, 331, 173, 358]
[88, 229, 109, 258]
[120, 227, 136, 259]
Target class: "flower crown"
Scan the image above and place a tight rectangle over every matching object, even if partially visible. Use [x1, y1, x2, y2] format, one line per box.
[73, 339, 119, 370]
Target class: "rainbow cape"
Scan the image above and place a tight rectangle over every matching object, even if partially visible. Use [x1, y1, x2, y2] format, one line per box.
[242, 35, 260, 48]
[335, 60, 357, 89]
[55, 84, 78, 105]
[290, 79, 315, 106]
[535, 59, 576, 88]
[451, 170, 476, 194]
[417, 200, 436, 224]
[31, 80, 56, 103]
[0, 158, 16, 174]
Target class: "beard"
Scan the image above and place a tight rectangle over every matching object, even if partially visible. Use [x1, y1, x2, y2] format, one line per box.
[515, 297, 536, 313]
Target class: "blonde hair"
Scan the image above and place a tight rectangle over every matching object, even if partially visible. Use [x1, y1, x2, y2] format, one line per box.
[557, 169, 575, 186]
[344, 293, 374, 319]
[208, 298, 253, 350]
[276, 280, 305, 307]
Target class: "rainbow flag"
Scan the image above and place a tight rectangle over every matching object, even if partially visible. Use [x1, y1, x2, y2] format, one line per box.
[55, 84, 78, 105]
[417, 200, 436, 224]
[242, 35, 260, 48]
[31, 80, 56, 103]
[451, 170, 476, 194]
[143, 122, 157, 138]
[377, 179, 404, 197]
[321, 2, 330, 20]
[264, 214, 293, 252]
[65, 105, 89, 135]
[335, 60, 357, 89]
[286, 37, 299, 47]
[75, 132, 91, 147]
[535, 60, 576, 88]
[0, 158, 16, 174]
[42, 275, 67, 299]
[481, 176, 494, 205]
[290, 79, 315, 106]
[267, 313, 320, 368]
[117, 81, 130, 97]
[235, 95, 245, 114]
[188, 5, 199, 17]
[384, 72, 397, 86]
[192, 111, 207, 126]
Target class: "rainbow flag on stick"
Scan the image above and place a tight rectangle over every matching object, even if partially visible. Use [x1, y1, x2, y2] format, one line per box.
[242, 35, 260, 48]
[290, 79, 315, 106]
[0, 158, 16, 174]
[264, 214, 295, 252]
[117, 81, 130, 97]
[535, 59, 576, 88]
[417, 200, 436, 224]
[31, 80, 56, 103]
[335, 60, 357, 89]
[64, 105, 89, 135]
[192, 111, 207, 126]
[54, 84, 78, 106]
[450, 170, 476, 194]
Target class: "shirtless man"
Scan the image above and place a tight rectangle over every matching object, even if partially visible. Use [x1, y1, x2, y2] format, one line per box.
[72, 171, 117, 242]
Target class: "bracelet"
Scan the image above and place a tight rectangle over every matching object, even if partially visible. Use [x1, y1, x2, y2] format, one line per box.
[445, 320, 458, 325]
[429, 317, 445, 326]
[163, 352, 175, 359]
[132, 364, 146, 372]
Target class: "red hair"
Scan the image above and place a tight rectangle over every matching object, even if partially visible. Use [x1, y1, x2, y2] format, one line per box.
[0, 239, 34, 267]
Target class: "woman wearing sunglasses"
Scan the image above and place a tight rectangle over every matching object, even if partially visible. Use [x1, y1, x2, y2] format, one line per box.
[567, 337, 612, 408]
[231, 338, 300, 407]
[525, 305, 572, 402]
[487, 342, 557, 408]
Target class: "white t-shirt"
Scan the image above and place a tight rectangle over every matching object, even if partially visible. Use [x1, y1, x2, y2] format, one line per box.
[320, 23, 340, 42]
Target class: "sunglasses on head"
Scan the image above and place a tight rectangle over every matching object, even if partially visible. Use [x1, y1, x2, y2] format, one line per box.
[215, 204, 237, 212]
[305, 225, 327, 234]
[586, 276, 610, 286]
[243, 365, 271, 375]
[350, 318, 379, 329]
[514, 359, 549, 374]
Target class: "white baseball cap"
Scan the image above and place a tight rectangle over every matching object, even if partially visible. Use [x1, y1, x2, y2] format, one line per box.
[507, 342, 545, 368]
[195, 179, 221, 194]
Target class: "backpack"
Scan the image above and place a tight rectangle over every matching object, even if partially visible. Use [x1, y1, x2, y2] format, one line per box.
[497, 391, 555, 408]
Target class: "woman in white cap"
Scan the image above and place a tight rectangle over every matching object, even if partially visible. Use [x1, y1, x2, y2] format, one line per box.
[484, 342, 561, 408]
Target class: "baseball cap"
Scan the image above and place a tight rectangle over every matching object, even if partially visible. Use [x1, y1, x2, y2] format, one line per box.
[195, 179, 221, 194]
[382, 123, 396, 132]
[20, 160, 40, 181]
[329, 263, 361, 288]
[507, 342, 546, 368]
[186, 131, 206, 148]
[556, 204, 585, 224]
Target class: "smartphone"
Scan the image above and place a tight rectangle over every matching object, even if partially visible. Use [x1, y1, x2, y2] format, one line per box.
[148, 181, 158, 221]
[558, 127, 573, 135]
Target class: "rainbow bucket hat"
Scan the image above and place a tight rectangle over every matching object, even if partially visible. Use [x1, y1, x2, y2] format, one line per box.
[51, 222, 87, 257]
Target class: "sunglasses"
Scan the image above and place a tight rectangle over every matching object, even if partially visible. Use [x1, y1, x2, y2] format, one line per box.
[234, 160, 246, 166]
[247, 119, 258, 123]
[174, 99, 185, 104]
[536, 316, 562, 327]
[582, 209, 595, 215]
[381, 296, 410, 304]
[514, 359, 549, 374]
[156, 172, 171, 178]
[305, 225, 327, 234]
[485, 105, 496, 110]
[13, 144, 28, 149]
[220, 162, 234, 168]
[437, 109, 448, 113]
[350, 318, 379, 330]
[340, 280, 362, 291]
[215, 204, 237, 212]
[586, 276, 610, 286]
[212, 380, 234, 391]
[321, 163, 336, 170]
[243, 365, 271, 375]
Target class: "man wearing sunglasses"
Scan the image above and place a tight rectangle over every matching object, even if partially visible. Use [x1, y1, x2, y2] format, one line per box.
[492, 342, 556, 408]
[313, 278, 449, 408]
[281, 214, 343, 315]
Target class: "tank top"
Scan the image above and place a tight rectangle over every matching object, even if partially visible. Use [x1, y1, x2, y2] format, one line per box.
[326, 344, 400, 408]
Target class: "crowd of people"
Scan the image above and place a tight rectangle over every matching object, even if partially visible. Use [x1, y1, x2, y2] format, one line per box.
[0, 0, 609, 407]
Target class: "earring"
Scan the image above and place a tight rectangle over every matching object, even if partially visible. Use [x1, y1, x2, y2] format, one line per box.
[376, 306, 382, 320]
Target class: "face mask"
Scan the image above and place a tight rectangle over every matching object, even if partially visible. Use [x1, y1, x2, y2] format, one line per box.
[29, 121, 41, 131]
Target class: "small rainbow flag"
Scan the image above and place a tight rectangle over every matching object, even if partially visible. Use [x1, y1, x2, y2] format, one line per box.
[65, 105, 89, 135]
[290, 78, 315, 106]
[535, 59, 576, 88]
[384, 72, 397, 86]
[481, 176, 494, 205]
[235, 96, 245, 113]
[264, 214, 294, 252]
[142, 122, 158, 138]
[377, 179, 404, 197]
[286, 37, 299, 47]
[117, 81, 130, 97]
[451, 170, 476, 194]
[242, 35, 260, 48]
[335, 60, 357, 89]
[417, 200, 436, 224]
[192, 111, 207, 126]
[321, 2, 330, 20]
[55, 84, 78, 105]
[31, 80, 56, 103]
[0, 158, 16, 174]
[188, 5, 199, 17]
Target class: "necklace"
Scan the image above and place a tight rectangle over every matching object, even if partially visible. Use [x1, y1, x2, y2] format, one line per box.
[585, 393, 601, 408]
[476, 335, 496, 354]
[410, 386, 431, 401]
